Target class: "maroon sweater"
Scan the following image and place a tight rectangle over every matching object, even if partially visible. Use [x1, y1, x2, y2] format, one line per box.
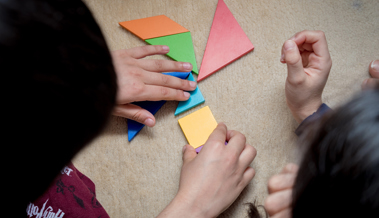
[26, 163, 109, 218]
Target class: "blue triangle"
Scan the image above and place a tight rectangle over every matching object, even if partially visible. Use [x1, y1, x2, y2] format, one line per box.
[175, 73, 205, 116]
[127, 72, 190, 141]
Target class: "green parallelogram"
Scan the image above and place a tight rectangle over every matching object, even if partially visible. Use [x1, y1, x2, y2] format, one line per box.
[145, 32, 198, 74]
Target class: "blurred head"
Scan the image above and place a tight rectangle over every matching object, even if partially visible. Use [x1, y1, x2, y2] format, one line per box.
[293, 89, 379, 217]
[1, 0, 116, 214]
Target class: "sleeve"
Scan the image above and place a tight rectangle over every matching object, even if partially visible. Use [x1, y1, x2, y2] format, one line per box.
[295, 103, 332, 136]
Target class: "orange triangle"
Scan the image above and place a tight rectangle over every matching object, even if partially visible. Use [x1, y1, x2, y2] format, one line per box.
[197, 0, 254, 82]
[119, 15, 189, 40]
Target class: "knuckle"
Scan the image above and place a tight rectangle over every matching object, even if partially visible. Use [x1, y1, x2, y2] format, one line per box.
[316, 30, 325, 37]
[130, 82, 144, 95]
[141, 46, 151, 54]
[160, 87, 170, 97]
[287, 77, 305, 86]
[181, 79, 187, 88]
[155, 59, 164, 70]
[161, 74, 170, 85]
[131, 111, 144, 123]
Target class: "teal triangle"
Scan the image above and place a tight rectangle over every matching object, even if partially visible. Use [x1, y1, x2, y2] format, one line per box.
[175, 73, 205, 116]
[127, 72, 190, 141]
[145, 32, 198, 74]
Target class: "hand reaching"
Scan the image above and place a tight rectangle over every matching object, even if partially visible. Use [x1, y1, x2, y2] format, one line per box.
[111, 45, 197, 126]
[281, 30, 332, 123]
[264, 163, 299, 218]
[158, 123, 257, 218]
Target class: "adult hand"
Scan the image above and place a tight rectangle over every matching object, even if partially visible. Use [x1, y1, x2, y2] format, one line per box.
[281, 30, 332, 123]
[111, 45, 197, 127]
[264, 163, 299, 218]
[157, 123, 257, 218]
[361, 60, 379, 90]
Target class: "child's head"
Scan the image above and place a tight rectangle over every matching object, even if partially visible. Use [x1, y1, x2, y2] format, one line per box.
[1, 0, 117, 212]
[293, 89, 379, 217]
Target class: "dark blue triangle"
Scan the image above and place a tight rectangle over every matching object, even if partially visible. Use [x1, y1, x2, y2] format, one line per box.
[127, 72, 190, 141]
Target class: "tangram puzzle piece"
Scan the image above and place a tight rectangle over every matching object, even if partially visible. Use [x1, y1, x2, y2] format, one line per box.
[119, 15, 189, 40]
[178, 106, 218, 148]
[127, 72, 190, 141]
[197, 0, 254, 82]
[175, 73, 205, 116]
[145, 32, 199, 74]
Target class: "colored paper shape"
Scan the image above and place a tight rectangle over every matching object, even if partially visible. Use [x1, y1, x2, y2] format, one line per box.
[175, 73, 205, 116]
[178, 106, 218, 148]
[119, 15, 189, 40]
[127, 72, 190, 141]
[145, 32, 199, 75]
[197, 0, 254, 82]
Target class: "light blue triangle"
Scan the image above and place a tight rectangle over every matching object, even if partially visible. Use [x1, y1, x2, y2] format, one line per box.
[175, 73, 205, 116]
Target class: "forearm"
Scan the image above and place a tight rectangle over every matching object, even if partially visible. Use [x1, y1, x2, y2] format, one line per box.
[295, 103, 331, 136]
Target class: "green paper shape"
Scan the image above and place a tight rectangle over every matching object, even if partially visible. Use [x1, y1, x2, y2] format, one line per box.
[145, 32, 198, 74]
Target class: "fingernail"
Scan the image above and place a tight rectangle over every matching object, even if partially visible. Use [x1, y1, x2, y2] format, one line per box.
[144, 118, 154, 127]
[182, 145, 187, 153]
[284, 40, 296, 51]
[189, 81, 197, 88]
[280, 53, 284, 62]
[371, 60, 379, 72]
[162, 46, 169, 52]
[184, 92, 190, 98]
[183, 63, 192, 70]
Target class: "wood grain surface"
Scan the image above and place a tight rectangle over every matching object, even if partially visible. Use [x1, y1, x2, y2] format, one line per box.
[73, 0, 379, 217]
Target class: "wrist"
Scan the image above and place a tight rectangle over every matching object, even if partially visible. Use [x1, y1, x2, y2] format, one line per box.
[157, 193, 206, 218]
[287, 99, 323, 124]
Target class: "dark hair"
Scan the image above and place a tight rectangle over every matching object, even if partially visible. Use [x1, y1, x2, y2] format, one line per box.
[1, 0, 117, 215]
[293, 90, 379, 217]
[246, 201, 267, 218]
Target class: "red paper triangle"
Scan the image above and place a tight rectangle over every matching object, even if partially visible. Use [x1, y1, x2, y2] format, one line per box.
[197, 0, 254, 82]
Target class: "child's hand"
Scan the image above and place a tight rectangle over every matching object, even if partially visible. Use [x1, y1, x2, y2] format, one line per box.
[281, 30, 332, 123]
[111, 45, 197, 127]
[157, 123, 257, 218]
[264, 163, 299, 218]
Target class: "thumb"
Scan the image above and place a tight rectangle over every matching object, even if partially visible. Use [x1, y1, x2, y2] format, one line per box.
[182, 144, 197, 165]
[283, 40, 306, 84]
[112, 104, 156, 127]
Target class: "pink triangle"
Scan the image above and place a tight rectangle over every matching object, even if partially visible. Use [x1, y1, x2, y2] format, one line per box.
[197, 0, 254, 82]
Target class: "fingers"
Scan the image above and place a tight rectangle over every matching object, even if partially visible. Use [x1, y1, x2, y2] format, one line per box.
[136, 59, 193, 72]
[290, 30, 330, 59]
[270, 208, 292, 218]
[113, 104, 155, 127]
[361, 60, 379, 90]
[268, 173, 296, 194]
[143, 72, 197, 91]
[137, 85, 191, 101]
[281, 163, 299, 174]
[265, 189, 292, 216]
[361, 78, 379, 90]
[282, 40, 306, 84]
[227, 130, 247, 156]
[206, 123, 228, 144]
[182, 144, 197, 165]
[239, 167, 256, 189]
[123, 45, 170, 59]
[369, 60, 379, 79]
[238, 144, 257, 169]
